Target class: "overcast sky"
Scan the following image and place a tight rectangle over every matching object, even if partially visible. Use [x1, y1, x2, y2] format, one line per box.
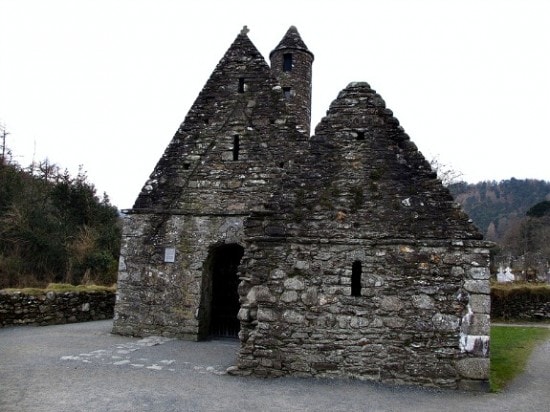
[1, 0, 549, 209]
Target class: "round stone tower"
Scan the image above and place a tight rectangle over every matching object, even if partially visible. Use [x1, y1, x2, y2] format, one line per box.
[270, 26, 314, 136]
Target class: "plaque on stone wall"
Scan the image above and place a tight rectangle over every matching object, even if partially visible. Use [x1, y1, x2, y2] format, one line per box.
[164, 247, 176, 263]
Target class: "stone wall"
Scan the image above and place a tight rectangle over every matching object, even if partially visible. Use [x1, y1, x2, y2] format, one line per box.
[113, 214, 247, 339]
[234, 236, 491, 390]
[222, 81, 492, 390]
[491, 287, 550, 321]
[0, 290, 115, 327]
[112, 28, 492, 391]
[113, 28, 307, 340]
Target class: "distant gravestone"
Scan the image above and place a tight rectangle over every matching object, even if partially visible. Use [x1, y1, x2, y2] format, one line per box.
[497, 266, 514, 282]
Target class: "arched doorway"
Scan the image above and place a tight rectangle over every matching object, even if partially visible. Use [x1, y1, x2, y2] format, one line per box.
[208, 243, 244, 338]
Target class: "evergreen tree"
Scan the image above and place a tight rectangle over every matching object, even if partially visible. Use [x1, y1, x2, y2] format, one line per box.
[0, 160, 121, 288]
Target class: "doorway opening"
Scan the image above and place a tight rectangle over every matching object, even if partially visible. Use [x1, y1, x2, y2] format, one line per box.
[208, 244, 244, 338]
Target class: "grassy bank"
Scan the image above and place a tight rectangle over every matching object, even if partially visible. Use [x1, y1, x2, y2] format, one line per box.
[490, 325, 550, 392]
[1, 283, 115, 295]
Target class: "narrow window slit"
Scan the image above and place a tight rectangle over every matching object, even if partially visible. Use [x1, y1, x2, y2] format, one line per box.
[283, 53, 293, 72]
[233, 135, 240, 161]
[351, 260, 362, 297]
[238, 78, 245, 93]
[357, 131, 365, 141]
[183, 162, 191, 170]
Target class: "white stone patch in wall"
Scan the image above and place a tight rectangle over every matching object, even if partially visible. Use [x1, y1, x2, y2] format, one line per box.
[118, 257, 127, 271]
[461, 303, 473, 330]
[459, 334, 490, 355]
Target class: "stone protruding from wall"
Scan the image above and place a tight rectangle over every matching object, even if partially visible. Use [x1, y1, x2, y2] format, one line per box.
[270, 26, 314, 136]
[0, 290, 115, 327]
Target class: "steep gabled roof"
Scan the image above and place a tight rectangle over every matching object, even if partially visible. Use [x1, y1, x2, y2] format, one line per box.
[265, 82, 483, 240]
[132, 28, 299, 211]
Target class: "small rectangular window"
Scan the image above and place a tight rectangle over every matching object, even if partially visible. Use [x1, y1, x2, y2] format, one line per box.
[283, 87, 291, 99]
[238, 78, 245, 93]
[351, 260, 362, 296]
[283, 53, 293, 72]
[233, 135, 240, 161]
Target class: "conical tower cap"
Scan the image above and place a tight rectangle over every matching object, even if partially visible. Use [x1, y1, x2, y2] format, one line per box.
[270, 26, 314, 59]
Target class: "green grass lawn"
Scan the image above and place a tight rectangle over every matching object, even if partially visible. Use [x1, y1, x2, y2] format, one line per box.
[490, 325, 550, 392]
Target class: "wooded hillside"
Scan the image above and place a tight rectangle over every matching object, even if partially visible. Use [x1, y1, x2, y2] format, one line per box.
[0, 161, 121, 288]
[449, 179, 550, 248]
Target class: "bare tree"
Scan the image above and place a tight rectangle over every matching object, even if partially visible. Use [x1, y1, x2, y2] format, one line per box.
[429, 156, 463, 186]
[0, 123, 10, 165]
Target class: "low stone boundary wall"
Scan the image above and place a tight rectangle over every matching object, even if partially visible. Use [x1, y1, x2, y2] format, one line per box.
[0, 290, 115, 327]
[2, 286, 548, 327]
[491, 285, 550, 321]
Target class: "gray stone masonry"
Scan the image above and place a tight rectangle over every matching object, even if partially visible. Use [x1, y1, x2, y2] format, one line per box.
[112, 27, 492, 391]
[0, 290, 115, 327]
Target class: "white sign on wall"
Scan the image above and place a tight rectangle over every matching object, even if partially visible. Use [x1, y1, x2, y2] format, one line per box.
[164, 247, 176, 263]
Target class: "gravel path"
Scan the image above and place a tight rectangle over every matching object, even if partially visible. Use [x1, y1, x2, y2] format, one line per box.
[1, 320, 549, 412]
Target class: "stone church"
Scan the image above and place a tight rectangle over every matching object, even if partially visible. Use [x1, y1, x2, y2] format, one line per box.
[113, 26, 492, 390]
